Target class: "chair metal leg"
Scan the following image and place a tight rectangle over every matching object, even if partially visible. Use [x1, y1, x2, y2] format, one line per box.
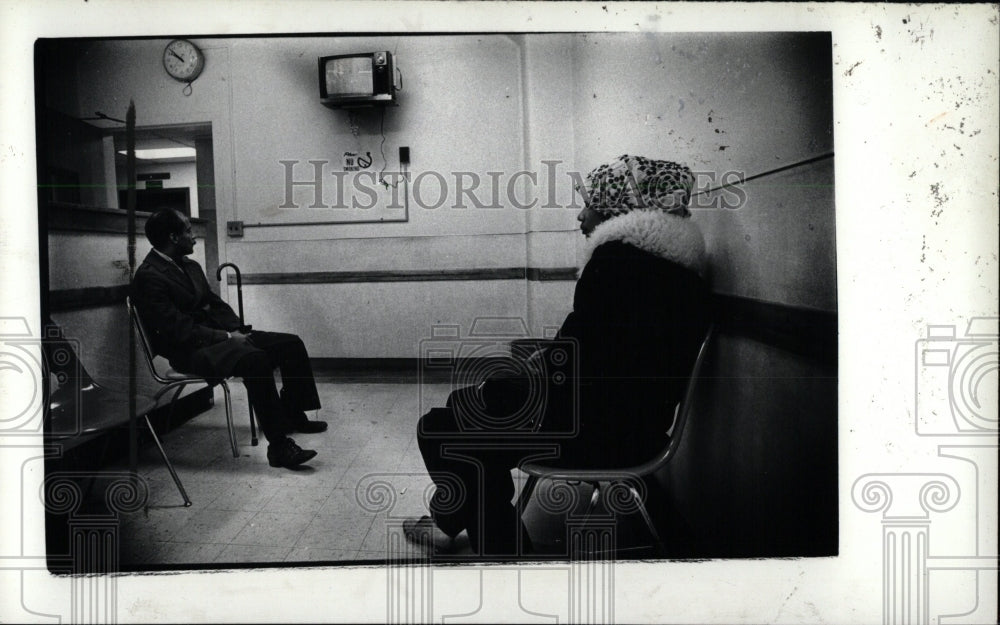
[629, 484, 665, 556]
[248, 404, 259, 446]
[517, 474, 539, 517]
[166, 385, 184, 423]
[144, 415, 192, 507]
[221, 381, 238, 458]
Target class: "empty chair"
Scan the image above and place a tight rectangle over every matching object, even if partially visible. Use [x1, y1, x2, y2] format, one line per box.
[43, 319, 190, 507]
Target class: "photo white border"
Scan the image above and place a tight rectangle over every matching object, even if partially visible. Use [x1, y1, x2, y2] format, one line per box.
[2, 1, 997, 622]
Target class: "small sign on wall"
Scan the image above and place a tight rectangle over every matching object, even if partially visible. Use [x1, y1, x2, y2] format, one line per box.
[271, 156, 409, 225]
[343, 151, 372, 172]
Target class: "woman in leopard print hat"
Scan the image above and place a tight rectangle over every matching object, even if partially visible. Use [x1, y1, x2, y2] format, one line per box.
[579, 153, 696, 218]
[410, 154, 712, 558]
[566, 154, 711, 454]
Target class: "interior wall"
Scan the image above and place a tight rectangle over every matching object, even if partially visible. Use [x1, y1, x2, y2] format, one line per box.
[39, 109, 109, 208]
[58, 32, 836, 349]
[70, 36, 549, 358]
[47, 233, 207, 402]
[529, 33, 837, 558]
[564, 32, 837, 555]
[47, 233, 205, 291]
[229, 37, 526, 234]
[519, 35, 580, 337]
[570, 32, 835, 310]
[699, 158, 836, 309]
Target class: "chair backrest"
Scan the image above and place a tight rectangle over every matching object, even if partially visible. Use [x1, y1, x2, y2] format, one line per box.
[126, 296, 171, 384]
[632, 323, 715, 475]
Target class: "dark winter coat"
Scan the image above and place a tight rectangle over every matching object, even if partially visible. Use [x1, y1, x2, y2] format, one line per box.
[132, 251, 247, 378]
[506, 210, 711, 466]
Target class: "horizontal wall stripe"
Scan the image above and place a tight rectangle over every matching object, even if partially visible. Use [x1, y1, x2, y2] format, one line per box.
[47, 267, 576, 310]
[233, 267, 580, 285]
[526, 267, 579, 281]
[713, 293, 836, 363]
[49, 285, 130, 312]
[46, 267, 583, 293]
[238, 267, 534, 285]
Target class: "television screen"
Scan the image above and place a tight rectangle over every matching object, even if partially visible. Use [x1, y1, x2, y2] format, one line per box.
[324, 57, 373, 97]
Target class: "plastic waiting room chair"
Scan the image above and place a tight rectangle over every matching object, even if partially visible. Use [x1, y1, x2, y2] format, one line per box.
[44, 320, 188, 507]
[516, 324, 715, 556]
[127, 298, 251, 496]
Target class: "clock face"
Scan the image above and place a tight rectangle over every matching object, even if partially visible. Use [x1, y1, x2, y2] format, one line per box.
[162, 39, 204, 82]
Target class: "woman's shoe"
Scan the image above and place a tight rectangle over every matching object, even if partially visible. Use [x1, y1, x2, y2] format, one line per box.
[402, 515, 457, 554]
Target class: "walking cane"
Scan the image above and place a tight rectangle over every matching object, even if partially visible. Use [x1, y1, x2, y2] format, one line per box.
[216, 262, 245, 325]
[216, 263, 259, 445]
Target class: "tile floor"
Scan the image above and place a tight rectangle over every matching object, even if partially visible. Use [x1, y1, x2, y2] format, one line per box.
[109, 381, 657, 568]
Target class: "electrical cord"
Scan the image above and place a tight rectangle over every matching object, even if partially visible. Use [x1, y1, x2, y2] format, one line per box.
[378, 107, 404, 189]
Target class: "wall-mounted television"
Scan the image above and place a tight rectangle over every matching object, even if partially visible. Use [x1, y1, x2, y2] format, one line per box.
[319, 51, 397, 108]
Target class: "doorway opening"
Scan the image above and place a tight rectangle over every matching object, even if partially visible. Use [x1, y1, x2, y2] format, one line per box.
[110, 123, 220, 288]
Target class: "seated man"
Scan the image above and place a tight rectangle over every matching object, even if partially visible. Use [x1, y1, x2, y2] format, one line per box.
[406, 155, 712, 556]
[132, 208, 327, 469]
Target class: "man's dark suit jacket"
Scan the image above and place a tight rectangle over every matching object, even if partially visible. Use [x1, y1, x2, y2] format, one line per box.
[132, 250, 250, 378]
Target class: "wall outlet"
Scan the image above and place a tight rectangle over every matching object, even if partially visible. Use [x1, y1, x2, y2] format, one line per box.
[227, 221, 244, 237]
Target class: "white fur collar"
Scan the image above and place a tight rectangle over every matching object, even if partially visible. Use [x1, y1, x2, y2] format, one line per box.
[580, 210, 706, 277]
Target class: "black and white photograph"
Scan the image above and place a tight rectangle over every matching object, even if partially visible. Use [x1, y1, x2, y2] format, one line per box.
[35, 30, 837, 569]
[1, 2, 996, 623]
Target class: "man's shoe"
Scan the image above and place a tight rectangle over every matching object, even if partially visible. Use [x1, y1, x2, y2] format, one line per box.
[291, 419, 328, 434]
[267, 438, 317, 468]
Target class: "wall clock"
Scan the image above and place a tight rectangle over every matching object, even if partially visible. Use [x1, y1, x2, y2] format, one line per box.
[162, 39, 205, 83]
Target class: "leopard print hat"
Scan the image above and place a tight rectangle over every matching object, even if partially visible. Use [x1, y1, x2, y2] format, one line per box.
[579, 154, 694, 218]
